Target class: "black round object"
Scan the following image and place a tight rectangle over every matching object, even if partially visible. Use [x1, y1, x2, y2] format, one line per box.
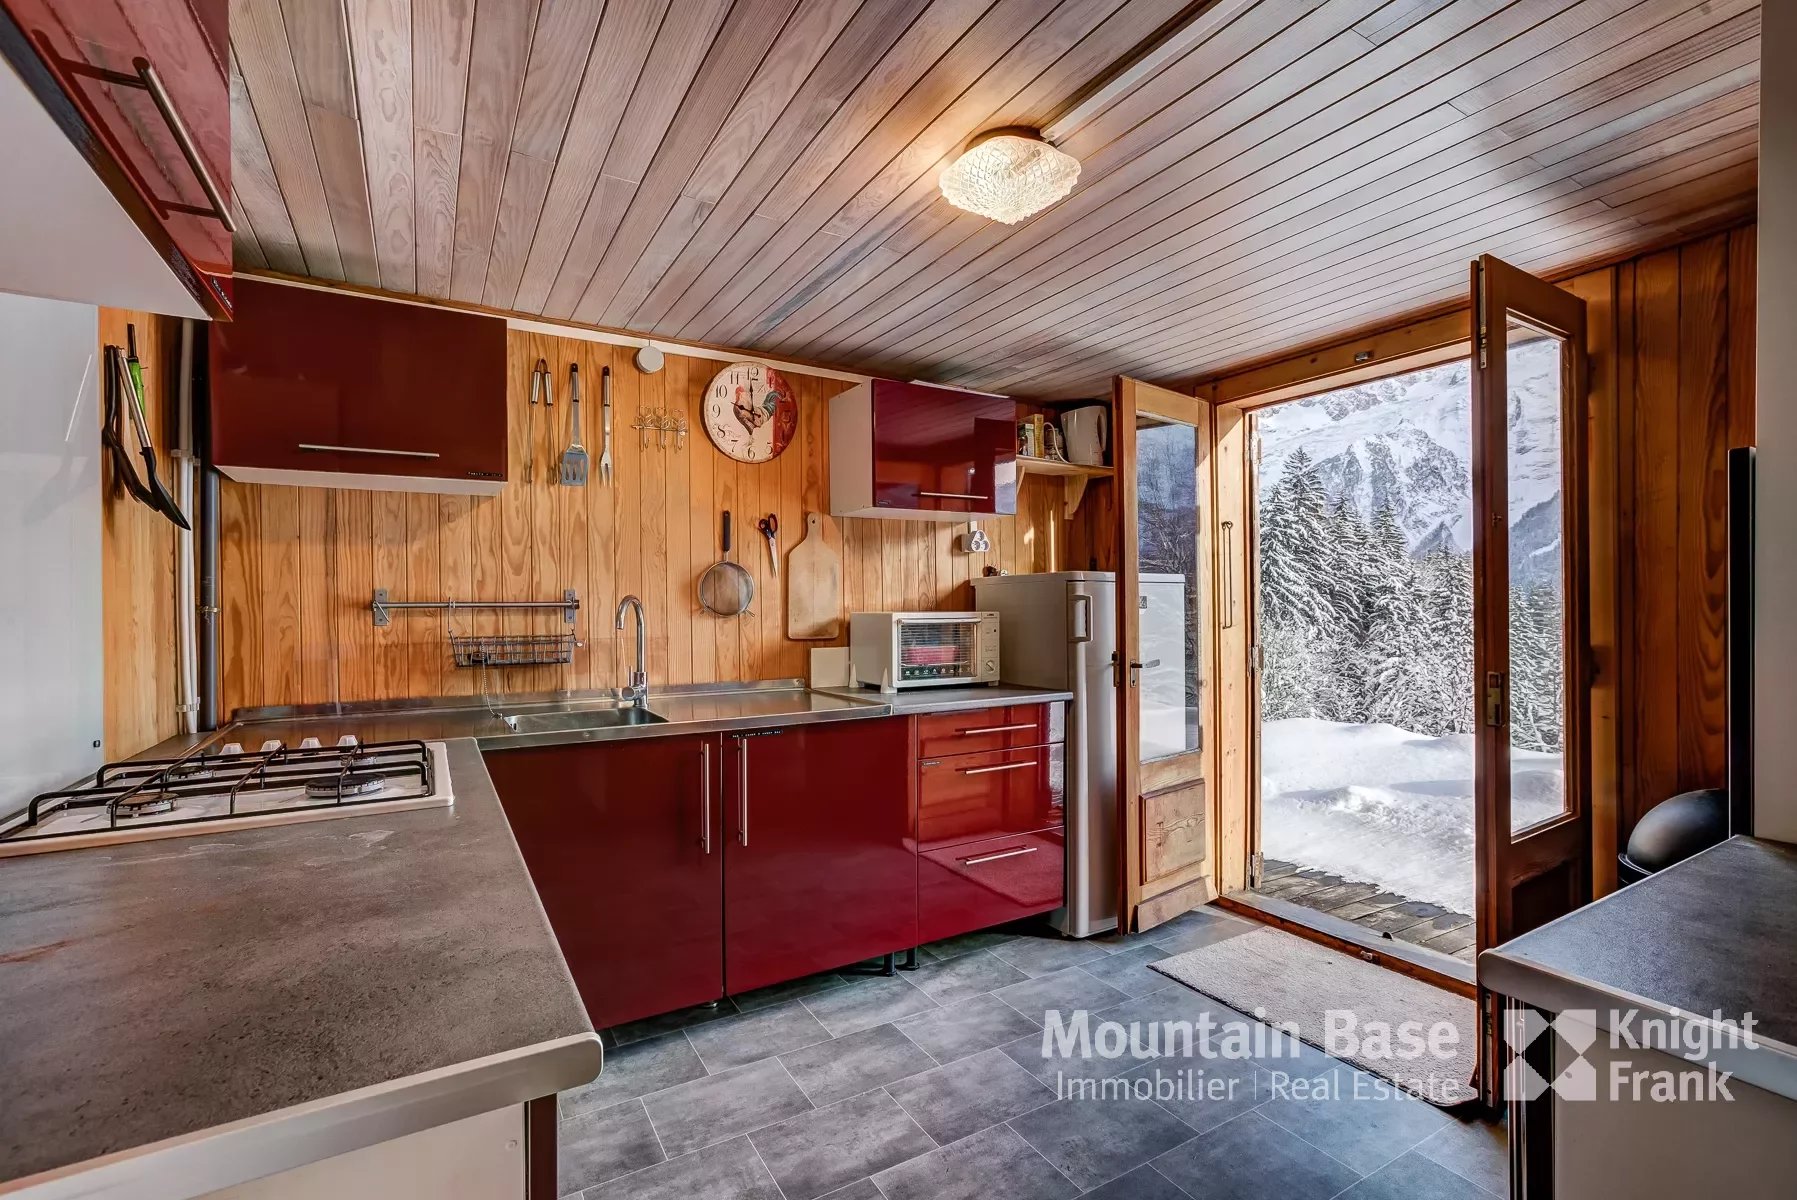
[1619, 787, 1729, 881]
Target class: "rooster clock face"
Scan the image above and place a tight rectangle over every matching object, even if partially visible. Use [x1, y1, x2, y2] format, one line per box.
[704, 362, 798, 464]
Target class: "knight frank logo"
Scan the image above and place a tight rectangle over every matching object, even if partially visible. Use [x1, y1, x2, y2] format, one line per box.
[1502, 1008, 1600, 1102]
[1503, 1007, 1755, 1103]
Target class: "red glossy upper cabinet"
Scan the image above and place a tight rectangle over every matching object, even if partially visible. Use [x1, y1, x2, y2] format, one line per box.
[210, 278, 509, 494]
[0, 0, 233, 318]
[830, 379, 1017, 519]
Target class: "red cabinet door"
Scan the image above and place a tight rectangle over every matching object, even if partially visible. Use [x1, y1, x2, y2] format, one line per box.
[484, 736, 724, 1030]
[210, 278, 509, 488]
[723, 720, 917, 993]
[871, 380, 1017, 516]
[2, 0, 232, 316]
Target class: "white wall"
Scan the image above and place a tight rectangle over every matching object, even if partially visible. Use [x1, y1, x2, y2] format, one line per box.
[1757, 8, 1797, 840]
[0, 292, 102, 814]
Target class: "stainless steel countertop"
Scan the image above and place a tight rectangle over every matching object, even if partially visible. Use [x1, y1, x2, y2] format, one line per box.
[1480, 836, 1797, 1101]
[155, 681, 1073, 757]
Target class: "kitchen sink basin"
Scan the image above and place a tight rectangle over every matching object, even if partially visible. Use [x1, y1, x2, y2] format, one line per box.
[499, 706, 667, 735]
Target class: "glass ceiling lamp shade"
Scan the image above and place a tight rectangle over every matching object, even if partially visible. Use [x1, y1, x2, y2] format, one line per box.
[939, 128, 1081, 223]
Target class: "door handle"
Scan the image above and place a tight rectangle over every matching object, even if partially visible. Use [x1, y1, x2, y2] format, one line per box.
[960, 760, 1038, 775]
[1070, 592, 1092, 644]
[699, 742, 712, 855]
[298, 443, 442, 459]
[917, 490, 989, 500]
[1220, 520, 1235, 629]
[959, 723, 1037, 736]
[737, 736, 750, 847]
[961, 845, 1038, 866]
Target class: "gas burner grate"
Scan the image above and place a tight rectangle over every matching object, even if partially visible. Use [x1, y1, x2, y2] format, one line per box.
[10, 738, 436, 837]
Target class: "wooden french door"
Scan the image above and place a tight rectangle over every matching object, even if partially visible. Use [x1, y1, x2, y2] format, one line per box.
[1470, 256, 1591, 1101]
[1115, 376, 1219, 932]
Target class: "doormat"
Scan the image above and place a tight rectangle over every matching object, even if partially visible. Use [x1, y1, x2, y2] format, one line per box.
[1151, 927, 1478, 1107]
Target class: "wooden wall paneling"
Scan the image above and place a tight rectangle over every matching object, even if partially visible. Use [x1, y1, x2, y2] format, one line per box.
[1612, 257, 1639, 850]
[334, 489, 376, 701]
[639, 345, 676, 686]
[1727, 224, 1758, 452]
[257, 485, 300, 708]
[1563, 266, 1619, 896]
[437, 493, 475, 694]
[297, 488, 335, 703]
[1674, 234, 1731, 794]
[402, 492, 442, 698]
[229, 62, 307, 276]
[218, 481, 264, 715]
[683, 355, 716, 685]
[99, 311, 179, 756]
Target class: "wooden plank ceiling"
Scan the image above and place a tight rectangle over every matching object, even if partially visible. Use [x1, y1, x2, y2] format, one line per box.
[229, 0, 1760, 398]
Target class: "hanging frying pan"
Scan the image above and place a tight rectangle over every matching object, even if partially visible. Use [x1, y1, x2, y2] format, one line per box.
[698, 511, 755, 617]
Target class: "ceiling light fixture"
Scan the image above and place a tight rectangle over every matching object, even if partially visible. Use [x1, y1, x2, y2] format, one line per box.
[939, 2, 1242, 224]
[939, 127, 1081, 224]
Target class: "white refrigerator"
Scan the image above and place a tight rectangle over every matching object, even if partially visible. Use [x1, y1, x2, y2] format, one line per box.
[973, 570, 1188, 937]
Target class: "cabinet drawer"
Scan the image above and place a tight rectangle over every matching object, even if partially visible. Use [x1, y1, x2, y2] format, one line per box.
[919, 743, 1063, 850]
[919, 828, 1065, 945]
[916, 703, 1059, 758]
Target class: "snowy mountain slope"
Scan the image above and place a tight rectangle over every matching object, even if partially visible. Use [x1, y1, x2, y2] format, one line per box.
[1256, 341, 1563, 560]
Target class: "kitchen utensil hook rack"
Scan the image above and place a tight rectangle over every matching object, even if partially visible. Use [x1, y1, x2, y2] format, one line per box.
[371, 589, 579, 627]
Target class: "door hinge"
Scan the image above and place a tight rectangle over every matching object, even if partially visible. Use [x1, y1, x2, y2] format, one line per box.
[1249, 851, 1265, 889]
[1248, 643, 1261, 675]
[1484, 672, 1508, 728]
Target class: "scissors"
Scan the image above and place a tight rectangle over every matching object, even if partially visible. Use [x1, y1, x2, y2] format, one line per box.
[757, 513, 780, 575]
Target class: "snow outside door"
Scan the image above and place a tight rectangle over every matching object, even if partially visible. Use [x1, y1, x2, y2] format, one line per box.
[1114, 376, 1218, 931]
[1470, 255, 1591, 1103]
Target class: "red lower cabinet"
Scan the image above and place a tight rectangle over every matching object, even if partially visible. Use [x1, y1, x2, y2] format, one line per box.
[484, 735, 723, 1030]
[919, 827, 1066, 945]
[722, 720, 917, 994]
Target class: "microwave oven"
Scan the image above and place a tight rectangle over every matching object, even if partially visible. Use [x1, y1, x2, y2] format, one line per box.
[847, 612, 1000, 691]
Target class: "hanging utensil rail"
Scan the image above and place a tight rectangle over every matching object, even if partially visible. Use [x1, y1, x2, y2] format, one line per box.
[370, 589, 579, 627]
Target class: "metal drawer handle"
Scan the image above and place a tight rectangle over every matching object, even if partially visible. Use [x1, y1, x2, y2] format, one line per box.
[959, 723, 1036, 735]
[960, 760, 1038, 775]
[962, 846, 1038, 866]
[133, 58, 235, 232]
[699, 743, 712, 855]
[737, 736, 750, 847]
[299, 443, 443, 459]
[917, 490, 989, 500]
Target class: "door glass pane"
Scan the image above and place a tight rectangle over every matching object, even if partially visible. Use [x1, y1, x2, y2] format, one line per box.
[1505, 322, 1569, 833]
[1135, 416, 1201, 762]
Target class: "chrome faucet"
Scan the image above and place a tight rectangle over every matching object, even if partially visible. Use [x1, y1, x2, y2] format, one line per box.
[615, 595, 648, 705]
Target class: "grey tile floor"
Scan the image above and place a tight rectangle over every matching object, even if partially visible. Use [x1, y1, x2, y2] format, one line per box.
[557, 908, 1507, 1199]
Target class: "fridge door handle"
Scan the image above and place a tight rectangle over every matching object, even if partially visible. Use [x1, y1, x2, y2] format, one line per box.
[1070, 592, 1093, 644]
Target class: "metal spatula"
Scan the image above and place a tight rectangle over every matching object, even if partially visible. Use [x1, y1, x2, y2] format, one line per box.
[560, 362, 589, 486]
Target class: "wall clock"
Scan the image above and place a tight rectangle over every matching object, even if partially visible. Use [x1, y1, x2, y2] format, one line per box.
[704, 361, 798, 464]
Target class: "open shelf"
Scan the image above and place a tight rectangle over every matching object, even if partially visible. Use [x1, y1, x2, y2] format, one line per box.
[1016, 455, 1113, 517]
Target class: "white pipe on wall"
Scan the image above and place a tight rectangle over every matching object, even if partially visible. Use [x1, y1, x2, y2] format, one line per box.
[174, 318, 198, 736]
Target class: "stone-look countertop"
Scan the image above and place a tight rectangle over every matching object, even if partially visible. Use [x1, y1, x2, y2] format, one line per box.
[0, 739, 600, 1198]
[1479, 836, 1797, 1100]
[813, 683, 1073, 714]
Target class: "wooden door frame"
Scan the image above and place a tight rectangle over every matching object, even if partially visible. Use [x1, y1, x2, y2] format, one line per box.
[1114, 377, 1222, 932]
[1470, 256, 1593, 950]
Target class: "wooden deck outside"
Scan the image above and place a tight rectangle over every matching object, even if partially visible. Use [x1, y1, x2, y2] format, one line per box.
[1252, 859, 1477, 964]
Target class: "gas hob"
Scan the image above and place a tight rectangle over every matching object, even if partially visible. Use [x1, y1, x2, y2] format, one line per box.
[0, 737, 454, 856]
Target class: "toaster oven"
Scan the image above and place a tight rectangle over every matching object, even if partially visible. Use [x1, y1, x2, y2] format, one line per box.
[848, 612, 1000, 691]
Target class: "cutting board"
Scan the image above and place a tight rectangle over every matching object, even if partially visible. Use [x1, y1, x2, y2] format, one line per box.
[786, 511, 843, 640]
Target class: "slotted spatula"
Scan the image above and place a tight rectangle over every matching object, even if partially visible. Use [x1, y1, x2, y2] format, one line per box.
[559, 362, 589, 486]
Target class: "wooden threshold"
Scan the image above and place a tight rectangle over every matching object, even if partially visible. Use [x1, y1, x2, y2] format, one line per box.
[1218, 891, 1476, 998]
